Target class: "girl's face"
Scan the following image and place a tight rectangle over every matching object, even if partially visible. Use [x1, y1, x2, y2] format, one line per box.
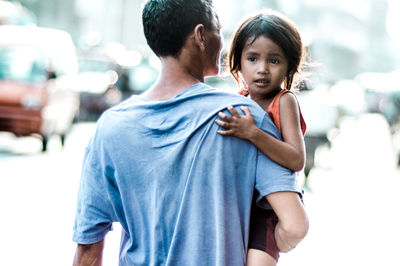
[239, 35, 288, 100]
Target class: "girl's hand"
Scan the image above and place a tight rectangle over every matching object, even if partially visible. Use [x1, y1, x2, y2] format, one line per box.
[215, 105, 258, 140]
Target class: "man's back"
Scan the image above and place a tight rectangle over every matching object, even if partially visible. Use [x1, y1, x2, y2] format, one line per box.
[73, 83, 298, 265]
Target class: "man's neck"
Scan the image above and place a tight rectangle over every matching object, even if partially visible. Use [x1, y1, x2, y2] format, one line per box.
[141, 56, 204, 101]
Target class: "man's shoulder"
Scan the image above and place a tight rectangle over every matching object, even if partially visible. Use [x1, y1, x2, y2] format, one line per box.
[167, 82, 270, 129]
[188, 83, 265, 112]
[98, 83, 271, 133]
[94, 96, 140, 133]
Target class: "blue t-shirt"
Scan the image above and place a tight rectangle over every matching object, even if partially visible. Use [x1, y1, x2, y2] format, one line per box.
[73, 83, 300, 265]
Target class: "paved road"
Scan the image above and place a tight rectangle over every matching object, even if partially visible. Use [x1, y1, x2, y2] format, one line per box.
[0, 123, 93, 265]
[0, 114, 399, 265]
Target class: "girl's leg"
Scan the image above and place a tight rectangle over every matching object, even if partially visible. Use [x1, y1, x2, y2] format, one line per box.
[247, 248, 277, 266]
[247, 195, 280, 266]
[266, 191, 309, 253]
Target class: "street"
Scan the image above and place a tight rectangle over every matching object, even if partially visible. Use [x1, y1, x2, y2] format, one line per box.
[0, 113, 399, 265]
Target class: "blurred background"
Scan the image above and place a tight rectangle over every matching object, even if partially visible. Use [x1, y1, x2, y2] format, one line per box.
[0, 0, 400, 265]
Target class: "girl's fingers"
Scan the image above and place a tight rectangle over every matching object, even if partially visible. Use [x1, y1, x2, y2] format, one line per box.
[217, 129, 233, 136]
[240, 106, 253, 117]
[227, 106, 240, 118]
[218, 112, 233, 122]
[215, 119, 230, 129]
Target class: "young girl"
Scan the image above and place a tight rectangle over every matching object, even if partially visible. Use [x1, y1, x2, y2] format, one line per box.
[215, 9, 309, 266]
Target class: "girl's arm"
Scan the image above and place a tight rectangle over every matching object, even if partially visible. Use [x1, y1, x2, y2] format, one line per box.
[215, 94, 305, 171]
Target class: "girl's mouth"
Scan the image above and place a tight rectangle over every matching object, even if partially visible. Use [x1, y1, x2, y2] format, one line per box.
[254, 79, 269, 86]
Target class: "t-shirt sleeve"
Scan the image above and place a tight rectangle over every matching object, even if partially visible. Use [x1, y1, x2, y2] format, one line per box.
[72, 130, 117, 244]
[254, 113, 301, 207]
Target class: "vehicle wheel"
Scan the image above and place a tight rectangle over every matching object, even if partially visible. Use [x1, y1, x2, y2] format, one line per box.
[60, 134, 66, 147]
[42, 136, 48, 152]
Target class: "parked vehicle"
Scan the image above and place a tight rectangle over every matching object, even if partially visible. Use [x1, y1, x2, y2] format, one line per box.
[75, 48, 121, 121]
[75, 47, 159, 121]
[120, 56, 159, 96]
[0, 25, 79, 151]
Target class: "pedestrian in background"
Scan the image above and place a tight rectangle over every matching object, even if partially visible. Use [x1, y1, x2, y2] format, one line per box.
[72, 1, 304, 265]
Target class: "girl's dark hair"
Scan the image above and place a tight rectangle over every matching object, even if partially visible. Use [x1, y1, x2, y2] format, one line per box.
[228, 9, 306, 91]
[142, 0, 217, 57]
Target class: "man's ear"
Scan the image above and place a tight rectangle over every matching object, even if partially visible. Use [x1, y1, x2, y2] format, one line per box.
[193, 24, 206, 51]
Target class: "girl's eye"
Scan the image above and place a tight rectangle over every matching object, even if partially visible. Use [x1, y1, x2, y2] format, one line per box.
[247, 57, 256, 62]
[270, 58, 279, 64]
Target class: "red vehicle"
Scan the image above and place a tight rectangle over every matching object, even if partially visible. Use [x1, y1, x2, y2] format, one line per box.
[0, 25, 79, 151]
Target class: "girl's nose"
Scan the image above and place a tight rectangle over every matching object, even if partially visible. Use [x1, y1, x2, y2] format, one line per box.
[257, 61, 269, 74]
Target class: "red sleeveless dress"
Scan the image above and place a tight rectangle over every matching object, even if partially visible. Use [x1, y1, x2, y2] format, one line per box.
[267, 88, 306, 136]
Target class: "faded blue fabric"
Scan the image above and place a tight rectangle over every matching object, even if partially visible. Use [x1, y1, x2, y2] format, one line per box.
[73, 83, 300, 266]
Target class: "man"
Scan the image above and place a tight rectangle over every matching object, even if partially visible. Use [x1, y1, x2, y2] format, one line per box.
[72, 0, 305, 265]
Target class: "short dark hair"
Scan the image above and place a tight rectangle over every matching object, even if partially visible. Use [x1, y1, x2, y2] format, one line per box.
[228, 9, 305, 90]
[142, 0, 217, 57]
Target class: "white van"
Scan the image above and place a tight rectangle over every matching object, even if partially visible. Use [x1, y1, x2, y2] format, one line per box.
[0, 25, 80, 151]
